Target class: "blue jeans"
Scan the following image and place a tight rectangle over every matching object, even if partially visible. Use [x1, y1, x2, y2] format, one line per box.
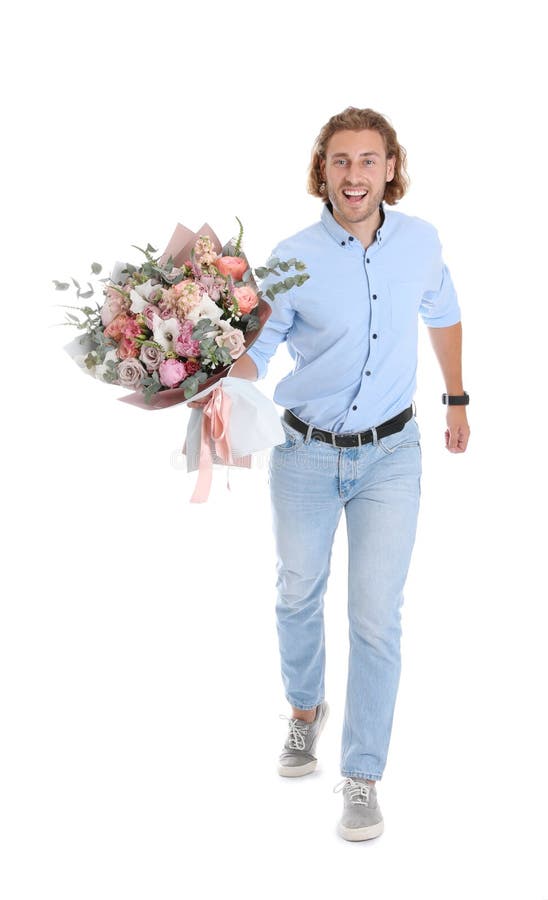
[267, 409, 422, 781]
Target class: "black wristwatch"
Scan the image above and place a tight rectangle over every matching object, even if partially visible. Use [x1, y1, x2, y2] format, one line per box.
[442, 391, 469, 406]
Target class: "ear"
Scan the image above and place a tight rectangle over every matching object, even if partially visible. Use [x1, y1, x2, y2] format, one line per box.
[386, 155, 396, 183]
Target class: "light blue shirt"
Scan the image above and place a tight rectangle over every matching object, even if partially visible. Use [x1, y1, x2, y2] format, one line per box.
[246, 201, 461, 432]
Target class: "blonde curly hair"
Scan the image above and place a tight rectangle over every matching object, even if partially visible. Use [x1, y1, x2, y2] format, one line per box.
[307, 107, 410, 206]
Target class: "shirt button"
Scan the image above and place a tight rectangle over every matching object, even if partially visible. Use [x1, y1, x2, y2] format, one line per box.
[366, 258, 370, 263]
[372, 333, 378, 339]
[348, 236, 354, 241]
[365, 371, 371, 376]
[372, 294, 377, 299]
[341, 241, 346, 246]
[352, 405, 357, 410]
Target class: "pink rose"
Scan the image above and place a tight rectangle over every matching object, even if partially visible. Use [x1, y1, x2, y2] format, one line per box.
[143, 304, 172, 329]
[233, 286, 258, 314]
[215, 256, 248, 281]
[143, 304, 159, 330]
[158, 358, 187, 388]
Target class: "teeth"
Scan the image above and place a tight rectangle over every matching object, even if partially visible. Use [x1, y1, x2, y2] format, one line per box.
[344, 190, 367, 196]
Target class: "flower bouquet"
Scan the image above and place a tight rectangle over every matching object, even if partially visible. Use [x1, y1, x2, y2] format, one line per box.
[57, 218, 307, 408]
[56, 219, 309, 500]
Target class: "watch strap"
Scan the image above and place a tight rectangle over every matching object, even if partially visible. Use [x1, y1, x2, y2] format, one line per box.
[442, 391, 469, 405]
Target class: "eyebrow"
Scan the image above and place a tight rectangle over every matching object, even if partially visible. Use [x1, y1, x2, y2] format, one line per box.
[330, 151, 381, 158]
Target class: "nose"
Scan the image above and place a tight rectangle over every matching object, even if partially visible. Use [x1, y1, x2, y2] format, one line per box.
[344, 160, 366, 184]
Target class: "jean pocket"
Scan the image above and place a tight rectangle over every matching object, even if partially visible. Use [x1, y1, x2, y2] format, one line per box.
[275, 420, 305, 452]
[377, 418, 421, 455]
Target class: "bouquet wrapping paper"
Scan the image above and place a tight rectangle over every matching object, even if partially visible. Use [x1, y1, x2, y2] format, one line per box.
[182, 376, 285, 502]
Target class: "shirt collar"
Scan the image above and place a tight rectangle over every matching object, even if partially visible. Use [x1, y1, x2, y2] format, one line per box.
[321, 200, 387, 249]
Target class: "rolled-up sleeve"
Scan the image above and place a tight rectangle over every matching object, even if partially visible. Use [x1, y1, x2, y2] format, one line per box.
[245, 248, 296, 380]
[419, 229, 462, 327]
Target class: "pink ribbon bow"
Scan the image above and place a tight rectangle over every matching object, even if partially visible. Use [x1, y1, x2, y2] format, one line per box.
[189, 385, 251, 502]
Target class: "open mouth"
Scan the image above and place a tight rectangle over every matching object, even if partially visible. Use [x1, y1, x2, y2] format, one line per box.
[342, 189, 368, 204]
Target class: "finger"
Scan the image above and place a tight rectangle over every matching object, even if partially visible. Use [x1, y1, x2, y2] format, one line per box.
[448, 426, 460, 451]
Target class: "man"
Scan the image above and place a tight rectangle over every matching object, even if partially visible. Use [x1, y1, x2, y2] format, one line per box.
[191, 106, 470, 841]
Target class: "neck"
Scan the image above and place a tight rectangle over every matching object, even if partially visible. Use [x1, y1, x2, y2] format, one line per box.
[328, 201, 384, 250]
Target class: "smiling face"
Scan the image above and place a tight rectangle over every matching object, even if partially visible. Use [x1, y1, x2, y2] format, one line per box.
[320, 129, 395, 231]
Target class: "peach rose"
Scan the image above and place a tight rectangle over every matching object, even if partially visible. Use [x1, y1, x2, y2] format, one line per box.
[214, 256, 248, 281]
[233, 286, 258, 315]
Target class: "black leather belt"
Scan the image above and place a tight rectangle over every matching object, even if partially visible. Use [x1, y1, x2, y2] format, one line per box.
[282, 405, 414, 448]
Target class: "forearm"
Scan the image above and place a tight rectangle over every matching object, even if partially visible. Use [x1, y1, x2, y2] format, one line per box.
[427, 321, 464, 393]
[228, 351, 259, 381]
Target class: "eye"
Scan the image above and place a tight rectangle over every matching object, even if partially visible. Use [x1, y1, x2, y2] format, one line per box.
[364, 159, 375, 166]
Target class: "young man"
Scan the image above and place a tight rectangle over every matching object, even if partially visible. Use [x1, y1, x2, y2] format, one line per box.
[192, 107, 470, 841]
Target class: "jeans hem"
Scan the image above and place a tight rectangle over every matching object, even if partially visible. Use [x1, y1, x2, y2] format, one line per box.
[286, 698, 324, 711]
[341, 771, 382, 781]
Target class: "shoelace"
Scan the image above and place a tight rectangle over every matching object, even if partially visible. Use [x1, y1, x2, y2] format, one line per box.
[333, 777, 371, 804]
[279, 714, 310, 750]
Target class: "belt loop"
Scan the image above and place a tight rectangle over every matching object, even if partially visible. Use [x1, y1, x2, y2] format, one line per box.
[357, 432, 362, 447]
[371, 425, 378, 446]
[304, 422, 314, 444]
[412, 400, 417, 418]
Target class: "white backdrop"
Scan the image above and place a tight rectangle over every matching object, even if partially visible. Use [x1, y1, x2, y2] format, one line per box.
[2, 1, 547, 897]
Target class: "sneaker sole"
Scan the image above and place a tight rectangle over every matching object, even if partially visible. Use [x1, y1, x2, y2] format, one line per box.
[338, 820, 384, 841]
[278, 758, 318, 777]
[277, 703, 330, 777]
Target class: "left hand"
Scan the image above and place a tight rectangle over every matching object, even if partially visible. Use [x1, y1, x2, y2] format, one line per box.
[445, 407, 470, 453]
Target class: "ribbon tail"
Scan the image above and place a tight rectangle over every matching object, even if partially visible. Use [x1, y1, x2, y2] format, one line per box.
[190, 412, 214, 503]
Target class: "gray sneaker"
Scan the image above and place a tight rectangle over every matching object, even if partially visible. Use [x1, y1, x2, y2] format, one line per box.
[278, 701, 330, 776]
[333, 777, 384, 841]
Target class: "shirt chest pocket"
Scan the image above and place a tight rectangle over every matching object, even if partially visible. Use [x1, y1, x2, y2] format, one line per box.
[387, 280, 423, 334]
